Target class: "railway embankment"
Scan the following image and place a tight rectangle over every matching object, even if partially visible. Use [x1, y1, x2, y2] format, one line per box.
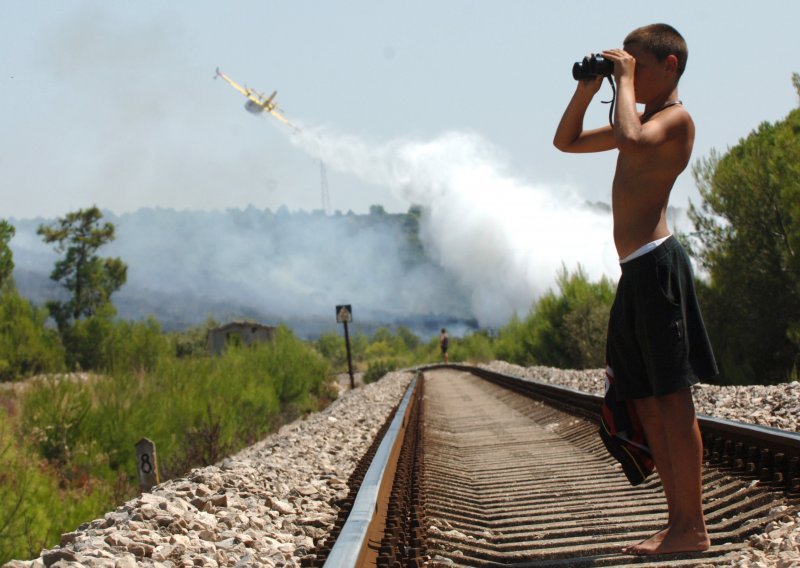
[5, 363, 800, 567]
[3, 372, 413, 568]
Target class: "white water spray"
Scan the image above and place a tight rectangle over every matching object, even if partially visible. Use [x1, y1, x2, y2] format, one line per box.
[291, 126, 620, 327]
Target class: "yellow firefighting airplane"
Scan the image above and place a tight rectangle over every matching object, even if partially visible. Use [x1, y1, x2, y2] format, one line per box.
[215, 67, 298, 131]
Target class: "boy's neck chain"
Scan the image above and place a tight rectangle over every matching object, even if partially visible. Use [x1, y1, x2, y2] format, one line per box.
[641, 99, 683, 122]
[603, 80, 683, 128]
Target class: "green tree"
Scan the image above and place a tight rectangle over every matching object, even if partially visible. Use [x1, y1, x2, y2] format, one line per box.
[494, 266, 615, 369]
[315, 331, 348, 368]
[395, 325, 421, 351]
[37, 207, 127, 329]
[170, 316, 219, 358]
[689, 75, 800, 383]
[494, 314, 534, 365]
[448, 330, 494, 363]
[529, 266, 615, 369]
[0, 291, 65, 380]
[0, 220, 14, 291]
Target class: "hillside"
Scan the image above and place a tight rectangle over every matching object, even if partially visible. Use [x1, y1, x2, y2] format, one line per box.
[9, 206, 476, 337]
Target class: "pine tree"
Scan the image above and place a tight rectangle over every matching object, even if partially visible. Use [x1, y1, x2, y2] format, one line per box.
[689, 74, 800, 383]
[37, 206, 127, 329]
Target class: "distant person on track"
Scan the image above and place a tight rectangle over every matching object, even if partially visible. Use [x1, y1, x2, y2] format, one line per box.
[439, 328, 449, 363]
[553, 24, 718, 556]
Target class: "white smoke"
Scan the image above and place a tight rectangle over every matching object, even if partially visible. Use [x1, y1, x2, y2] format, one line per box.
[290, 127, 620, 327]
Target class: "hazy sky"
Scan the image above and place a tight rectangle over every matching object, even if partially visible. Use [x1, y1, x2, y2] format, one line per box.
[1, 1, 798, 219]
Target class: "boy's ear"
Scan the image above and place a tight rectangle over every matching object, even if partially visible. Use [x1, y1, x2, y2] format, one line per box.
[664, 54, 679, 75]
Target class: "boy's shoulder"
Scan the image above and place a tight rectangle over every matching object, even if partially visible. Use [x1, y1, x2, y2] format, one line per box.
[641, 101, 695, 148]
[641, 100, 688, 124]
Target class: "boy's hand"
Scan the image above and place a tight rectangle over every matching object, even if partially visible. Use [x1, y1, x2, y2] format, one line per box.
[577, 74, 605, 96]
[602, 48, 635, 82]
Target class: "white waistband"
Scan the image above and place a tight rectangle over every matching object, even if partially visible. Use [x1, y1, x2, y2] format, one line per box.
[619, 235, 672, 264]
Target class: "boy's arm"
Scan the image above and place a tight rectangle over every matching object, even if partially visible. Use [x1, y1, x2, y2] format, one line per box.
[553, 77, 617, 153]
[603, 49, 690, 150]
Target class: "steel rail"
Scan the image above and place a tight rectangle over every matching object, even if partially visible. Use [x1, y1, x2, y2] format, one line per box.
[322, 375, 418, 568]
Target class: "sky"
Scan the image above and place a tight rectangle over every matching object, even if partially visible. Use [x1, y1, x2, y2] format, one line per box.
[2, 1, 798, 221]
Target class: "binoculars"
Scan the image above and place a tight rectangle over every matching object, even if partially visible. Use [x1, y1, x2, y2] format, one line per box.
[572, 54, 614, 80]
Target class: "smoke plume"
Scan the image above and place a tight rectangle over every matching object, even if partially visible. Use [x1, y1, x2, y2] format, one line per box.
[290, 127, 620, 327]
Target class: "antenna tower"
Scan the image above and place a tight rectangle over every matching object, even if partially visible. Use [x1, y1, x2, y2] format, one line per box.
[320, 160, 332, 215]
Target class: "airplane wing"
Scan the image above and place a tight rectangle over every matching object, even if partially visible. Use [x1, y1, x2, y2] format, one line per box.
[215, 67, 251, 98]
[216, 68, 273, 109]
[216, 67, 299, 131]
[268, 109, 300, 132]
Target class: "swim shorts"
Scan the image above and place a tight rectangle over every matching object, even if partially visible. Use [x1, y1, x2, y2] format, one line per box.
[606, 236, 718, 400]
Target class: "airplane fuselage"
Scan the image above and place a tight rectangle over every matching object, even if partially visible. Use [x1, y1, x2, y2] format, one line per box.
[245, 100, 265, 114]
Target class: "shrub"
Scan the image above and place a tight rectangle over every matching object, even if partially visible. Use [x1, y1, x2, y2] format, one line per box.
[448, 330, 495, 363]
[106, 317, 170, 373]
[363, 359, 398, 383]
[21, 377, 92, 468]
[495, 266, 614, 369]
[61, 307, 170, 374]
[0, 291, 65, 380]
[0, 408, 112, 564]
[315, 331, 348, 368]
[493, 315, 535, 365]
[395, 326, 421, 351]
[92, 327, 331, 477]
[59, 305, 116, 371]
[364, 340, 394, 360]
[169, 317, 219, 358]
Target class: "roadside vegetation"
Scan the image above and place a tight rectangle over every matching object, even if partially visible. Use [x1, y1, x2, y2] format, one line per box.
[0, 315, 332, 562]
[0, 210, 333, 562]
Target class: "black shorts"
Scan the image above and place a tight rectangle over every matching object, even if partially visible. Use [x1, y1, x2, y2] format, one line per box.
[606, 236, 718, 401]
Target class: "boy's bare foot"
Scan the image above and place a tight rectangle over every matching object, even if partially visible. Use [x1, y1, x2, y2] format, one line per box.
[622, 527, 668, 554]
[627, 525, 710, 555]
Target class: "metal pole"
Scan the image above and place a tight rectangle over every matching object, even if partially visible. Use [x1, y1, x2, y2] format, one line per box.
[343, 320, 354, 389]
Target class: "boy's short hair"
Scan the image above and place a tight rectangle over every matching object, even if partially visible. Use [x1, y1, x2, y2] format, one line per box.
[624, 23, 688, 78]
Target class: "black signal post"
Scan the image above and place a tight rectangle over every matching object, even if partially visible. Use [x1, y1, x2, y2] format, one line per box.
[336, 304, 355, 389]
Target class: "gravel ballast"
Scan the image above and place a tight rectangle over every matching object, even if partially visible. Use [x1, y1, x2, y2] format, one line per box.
[5, 363, 799, 567]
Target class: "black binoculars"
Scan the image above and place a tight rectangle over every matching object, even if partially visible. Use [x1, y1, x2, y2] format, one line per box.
[572, 54, 614, 80]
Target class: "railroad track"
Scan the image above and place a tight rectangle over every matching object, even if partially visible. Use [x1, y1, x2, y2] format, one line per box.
[303, 365, 800, 567]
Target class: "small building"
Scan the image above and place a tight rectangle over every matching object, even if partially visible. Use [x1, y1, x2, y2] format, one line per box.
[207, 321, 276, 355]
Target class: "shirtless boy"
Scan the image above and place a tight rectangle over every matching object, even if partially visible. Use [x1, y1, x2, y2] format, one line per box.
[553, 24, 718, 555]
